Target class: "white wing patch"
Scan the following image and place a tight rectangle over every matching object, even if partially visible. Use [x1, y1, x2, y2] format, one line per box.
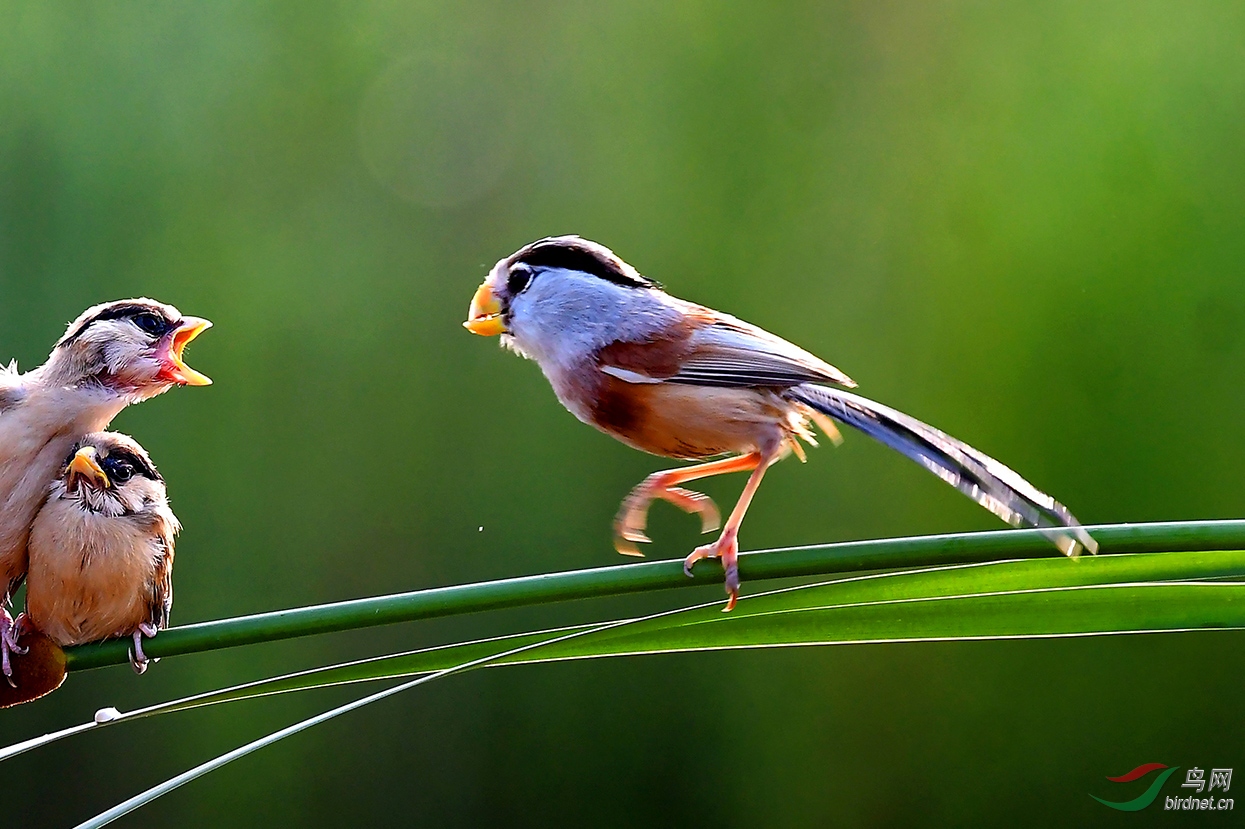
[600, 365, 664, 384]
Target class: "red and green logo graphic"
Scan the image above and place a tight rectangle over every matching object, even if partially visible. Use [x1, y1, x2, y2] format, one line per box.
[1092, 764, 1179, 811]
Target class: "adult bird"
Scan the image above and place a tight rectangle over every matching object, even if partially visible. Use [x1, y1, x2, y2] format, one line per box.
[464, 235, 1096, 609]
[0, 299, 209, 676]
[22, 432, 180, 673]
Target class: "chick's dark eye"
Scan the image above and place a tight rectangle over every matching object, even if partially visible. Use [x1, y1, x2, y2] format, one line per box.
[507, 265, 533, 296]
[131, 312, 168, 336]
[103, 458, 133, 483]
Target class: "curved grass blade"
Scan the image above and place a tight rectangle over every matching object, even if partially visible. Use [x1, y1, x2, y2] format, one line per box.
[13, 548, 1244, 766]
[195, 549, 1245, 677]
[72, 597, 718, 828]
[132, 548, 1245, 684]
[71, 553, 1245, 825]
[0, 626, 596, 763]
[62, 520, 1245, 671]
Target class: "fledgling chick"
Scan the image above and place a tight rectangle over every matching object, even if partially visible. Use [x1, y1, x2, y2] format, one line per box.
[0, 299, 209, 677]
[465, 236, 1097, 610]
[23, 432, 179, 673]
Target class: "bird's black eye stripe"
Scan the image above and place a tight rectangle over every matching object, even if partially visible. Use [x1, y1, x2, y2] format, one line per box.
[513, 241, 658, 289]
[131, 311, 172, 336]
[507, 264, 534, 296]
[104, 450, 161, 483]
[103, 456, 134, 483]
[59, 303, 176, 346]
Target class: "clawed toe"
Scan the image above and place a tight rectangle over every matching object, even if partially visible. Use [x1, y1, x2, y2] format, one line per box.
[663, 486, 721, 534]
[682, 533, 742, 611]
[0, 611, 24, 683]
[614, 477, 722, 559]
[615, 539, 647, 558]
[723, 563, 740, 613]
[9, 613, 31, 655]
[682, 543, 715, 577]
[613, 522, 651, 557]
[129, 627, 158, 675]
[614, 488, 656, 556]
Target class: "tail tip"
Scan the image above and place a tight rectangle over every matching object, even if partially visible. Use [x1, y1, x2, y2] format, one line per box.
[1051, 527, 1099, 558]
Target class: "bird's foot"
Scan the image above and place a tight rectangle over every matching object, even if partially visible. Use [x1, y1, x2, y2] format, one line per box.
[0, 612, 12, 686]
[662, 486, 721, 533]
[614, 476, 721, 556]
[0, 609, 31, 686]
[682, 529, 741, 612]
[129, 624, 159, 675]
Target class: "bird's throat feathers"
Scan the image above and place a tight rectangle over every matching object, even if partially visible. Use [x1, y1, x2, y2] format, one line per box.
[505, 269, 682, 373]
[53, 480, 128, 518]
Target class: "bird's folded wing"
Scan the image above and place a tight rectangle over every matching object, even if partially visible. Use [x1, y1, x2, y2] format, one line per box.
[600, 311, 856, 389]
[145, 530, 176, 630]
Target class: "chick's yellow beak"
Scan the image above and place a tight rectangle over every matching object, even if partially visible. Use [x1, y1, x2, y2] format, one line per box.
[166, 317, 213, 386]
[67, 447, 109, 491]
[463, 283, 506, 336]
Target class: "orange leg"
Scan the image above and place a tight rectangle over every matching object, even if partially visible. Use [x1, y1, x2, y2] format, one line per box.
[683, 450, 779, 612]
[614, 453, 763, 556]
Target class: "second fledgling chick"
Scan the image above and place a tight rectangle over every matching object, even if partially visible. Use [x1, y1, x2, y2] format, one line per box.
[23, 432, 179, 673]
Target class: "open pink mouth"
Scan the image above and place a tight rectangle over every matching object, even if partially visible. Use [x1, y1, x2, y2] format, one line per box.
[157, 317, 212, 386]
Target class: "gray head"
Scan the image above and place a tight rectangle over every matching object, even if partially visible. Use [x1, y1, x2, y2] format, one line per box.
[464, 236, 679, 368]
[46, 298, 212, 400]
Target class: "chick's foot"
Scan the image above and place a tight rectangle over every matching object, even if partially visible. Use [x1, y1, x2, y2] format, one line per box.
[0, 608, 29, 684]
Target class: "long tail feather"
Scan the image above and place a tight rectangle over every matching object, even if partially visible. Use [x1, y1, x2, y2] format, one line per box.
[786, 384, 1097, 556]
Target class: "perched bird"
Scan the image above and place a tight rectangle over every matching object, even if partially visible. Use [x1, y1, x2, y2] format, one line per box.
[464, 236, 1097, 610]
[22, 432, 179, 673]
[0, 299, 209, 676]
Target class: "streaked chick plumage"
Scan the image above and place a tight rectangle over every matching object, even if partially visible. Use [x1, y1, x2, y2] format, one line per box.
[24, 432, 180, 673]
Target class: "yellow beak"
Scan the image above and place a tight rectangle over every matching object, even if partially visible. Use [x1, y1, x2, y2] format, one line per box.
[167, 317, 213, 386]
[67, 447, 110, 490]
[463, 283, 507, 337]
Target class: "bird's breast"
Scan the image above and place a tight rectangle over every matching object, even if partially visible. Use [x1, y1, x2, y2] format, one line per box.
[26, 499, 157, 646]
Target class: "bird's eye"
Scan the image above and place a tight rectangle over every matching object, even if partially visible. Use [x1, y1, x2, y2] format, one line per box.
[507, 265, 533, 296]
[104, 458, 133, 483]
[131, 312, 169, 336]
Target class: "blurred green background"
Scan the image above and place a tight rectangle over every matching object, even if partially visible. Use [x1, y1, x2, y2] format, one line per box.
[2, 2, 1243, 825]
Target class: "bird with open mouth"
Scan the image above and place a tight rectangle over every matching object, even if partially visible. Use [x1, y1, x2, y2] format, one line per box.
[18, 432, 180, 673]
[465, 235, 1096, 610]
[0, 299, 210, 678]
